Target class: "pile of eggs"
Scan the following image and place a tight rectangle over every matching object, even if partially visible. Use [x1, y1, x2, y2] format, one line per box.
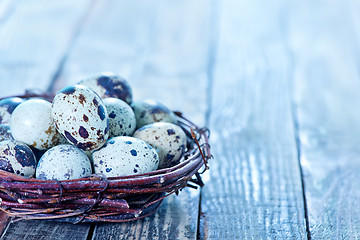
[0, 73, 187, 180]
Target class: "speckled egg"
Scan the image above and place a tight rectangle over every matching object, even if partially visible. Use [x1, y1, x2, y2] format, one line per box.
[36, 144, 92, 180]
[103, 98, 136, 138]
[0, 97, 24, 125]
[133, 122, 187, 169]
[0, 140, 36, 177]
[92, 136, 159, 177]
[0, 124, 13, 141]
[52, 85, 109, 151]
[78, 72, 133, 104]
[131, 99, 178, 129]
[10, 99, 61, 150]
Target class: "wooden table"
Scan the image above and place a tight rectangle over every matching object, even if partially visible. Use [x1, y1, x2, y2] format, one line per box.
[0, 0, 359, 239]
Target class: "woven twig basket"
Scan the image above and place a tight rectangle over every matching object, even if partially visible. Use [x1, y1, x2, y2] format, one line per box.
[0, 92, 211, 223]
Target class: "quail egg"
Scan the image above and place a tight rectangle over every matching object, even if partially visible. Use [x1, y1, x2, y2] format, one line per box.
[11, 99, 61, 150]
[36, 144, 92, 180]
[52, 85, 109, 151]
[133, 122, 187, 169]
[103, 98, 136, 138]
[0, 140, 36, 177]
[92, 136, 159, 177]
[131, 99, 177, 129]
[0, 97, 24, 125]
[78, 72, 133, 104]
[0, 124, 13, 141]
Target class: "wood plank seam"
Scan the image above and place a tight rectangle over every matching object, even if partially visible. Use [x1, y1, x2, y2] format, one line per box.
[198, 0, 221, 239]
[47, 0, 98, 93]
[291, 102, 311, 240]
[282, 15, 311, 238]
[204, 0, 220, 128]
[0, 0, 15, 24]
[86, 224, 96, 240]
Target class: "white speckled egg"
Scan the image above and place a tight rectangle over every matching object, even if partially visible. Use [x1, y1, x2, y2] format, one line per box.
[103, 98, 136, 138]
[92, 136, 159, 177]
[52, 85, 109, 151]
[131, 99, 177, 129]
[0, 124, 13, 141]
[10, 99, 61, 150]
[133, 122, 187, 169]
[36, 144, 92, 180]
[78, 72, 133, 104]
[0, 97, 24, 125]
[0, 140, 36, 177]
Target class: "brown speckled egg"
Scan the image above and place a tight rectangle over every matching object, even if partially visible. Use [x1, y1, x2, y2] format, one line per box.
[92, 136, 159, 177]
[103, 98, 136, 138]
[0, 140, 36, 177]
[36, 144, 92, 180]
[131, 99, 177, 129]
[52, 85, 109, 151]
[133, 122, 187, 169]
[78, 72, 133, 104]
[0, 124, 13, 141]
[10, 99, 61, 150]
[0, 97, 24, 125]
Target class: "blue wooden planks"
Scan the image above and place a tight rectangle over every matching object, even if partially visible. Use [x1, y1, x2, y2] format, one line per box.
[0, 0, 94, 96]
[288, 1, 360, 238]
[199, 1, 307, 238]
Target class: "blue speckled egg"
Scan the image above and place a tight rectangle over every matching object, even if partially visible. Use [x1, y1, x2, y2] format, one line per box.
[92, 136, 159, 177]
[0, 97, 24, 125]
[0, 140, 36, 177]
[52, 85, 109, 151]
[103, 98, 136, 138]
[131, 99, 177, 129]
[133, 122, 187, 169]
[36, 144, 92, 180]
[78, 72, 133, 104]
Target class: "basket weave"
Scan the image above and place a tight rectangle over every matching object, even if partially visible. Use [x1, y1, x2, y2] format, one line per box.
[0, 92, 211, 223]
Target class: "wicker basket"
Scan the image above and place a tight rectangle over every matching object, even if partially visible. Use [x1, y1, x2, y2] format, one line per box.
[0, 92, 211, 223]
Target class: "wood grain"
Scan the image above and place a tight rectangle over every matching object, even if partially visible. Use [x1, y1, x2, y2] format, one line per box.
[0, 0, 14, 24]
[0, 0, 93, 96]
[199, 0, 307, 238]
[0, 0, 94, 238]
[288, 1, 360, 238]
[92, 189, 200, 240]
[50, 0, 159, 93]
[1, 220, 91, 240]
[54, 0, 211, 239]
